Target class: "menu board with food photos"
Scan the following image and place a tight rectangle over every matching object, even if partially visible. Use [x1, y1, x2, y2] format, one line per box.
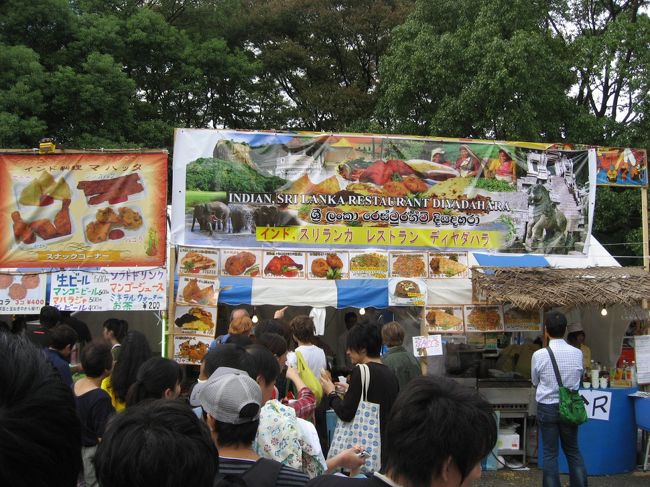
[503, 305, 543, 332]
[307, 251, 349, 280]
[0, 270, 46, 313]
[0, 152, 167, 268]
[173, 335, 212, 365]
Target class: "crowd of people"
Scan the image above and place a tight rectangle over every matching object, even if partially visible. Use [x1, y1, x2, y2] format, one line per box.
[0, 305, 501, 487]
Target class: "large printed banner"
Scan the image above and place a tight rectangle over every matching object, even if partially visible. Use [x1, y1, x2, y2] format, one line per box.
[0, 153, 168, 268]
[171, 130, 596, 255]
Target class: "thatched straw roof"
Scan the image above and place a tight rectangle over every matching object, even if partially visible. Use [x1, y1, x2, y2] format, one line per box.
[472, 266, 650, 310]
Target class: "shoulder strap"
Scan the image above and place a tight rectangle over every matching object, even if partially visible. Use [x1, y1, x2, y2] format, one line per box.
[359, 363, 370, 401]
[242, 458, 283, 487]
[546, 347, 564, 388]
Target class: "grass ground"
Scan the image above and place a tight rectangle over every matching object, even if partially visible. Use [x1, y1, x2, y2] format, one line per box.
[185, 190, 227, 208]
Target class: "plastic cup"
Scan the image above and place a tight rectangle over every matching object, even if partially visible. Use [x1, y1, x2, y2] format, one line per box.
[599, 378, 608, 389]
[582, 381, 591, 389]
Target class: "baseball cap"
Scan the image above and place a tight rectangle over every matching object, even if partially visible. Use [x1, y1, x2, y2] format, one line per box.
[189, 366, 246, 407]
[198, 371, 262, 424]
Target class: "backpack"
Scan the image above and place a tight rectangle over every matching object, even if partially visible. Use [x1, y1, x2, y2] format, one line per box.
[214, 458, 282, 487]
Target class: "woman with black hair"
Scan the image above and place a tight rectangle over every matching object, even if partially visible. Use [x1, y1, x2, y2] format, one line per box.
[319, 322, 399, 467]
[101, 330, 151, 412]
[102, 318, 129, 361]
[125, 357, 182, 407]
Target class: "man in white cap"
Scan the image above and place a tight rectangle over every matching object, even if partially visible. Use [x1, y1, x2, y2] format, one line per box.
[198, 369, 310, 487]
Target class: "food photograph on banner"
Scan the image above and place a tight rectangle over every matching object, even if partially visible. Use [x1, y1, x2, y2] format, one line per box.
[388, 278, 426, 306]
[176, 276, 218, 306]
[348, 251, 388, 278]
[221, 248, 261, 277]
[503, 305, 543, 333]
[0, 152, 168, 268]
[424, 306, 465, 334]
[173, 305, 217, 336]
[428, 252, 469, 278]
[262, 250, 305, 279]
[171, 130, 596, 256]
[177, 246, 219, 276]
[307, 251, 349, 280]
[173, 335, 212, 365]
[0, 270, 46, 313]
[464, 305, 505, 333]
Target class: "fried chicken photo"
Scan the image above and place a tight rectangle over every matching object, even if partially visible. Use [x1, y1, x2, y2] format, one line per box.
[96, 207, 120, 224]
[21, 274, 40, 289]
[265, 255, 303, 277]
[0, 274, 13, 289]
[311, 258, 330, 278]
[118, 207, 143, 230]
[30, 219, 58, 240]
[53, 199, 72, 236]
[11, 212, 36, 244]
[326, 253, 343, 269]
[86, 221, 111, 243]
[224, 251, 256, 276]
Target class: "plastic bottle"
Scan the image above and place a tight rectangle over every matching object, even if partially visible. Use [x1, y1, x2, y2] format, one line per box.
[631, 362, 637, 386]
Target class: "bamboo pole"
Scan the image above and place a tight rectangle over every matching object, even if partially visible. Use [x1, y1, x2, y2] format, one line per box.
[166, 245, 176, 359]
[642, 187, 649, 310]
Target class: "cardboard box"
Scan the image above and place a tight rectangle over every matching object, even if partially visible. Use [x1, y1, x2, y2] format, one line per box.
[497, 433, 520, 450]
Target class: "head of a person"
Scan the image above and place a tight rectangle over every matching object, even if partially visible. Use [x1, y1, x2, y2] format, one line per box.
[346, 322, 382, 364]
[344, 311, 358, 330]
[228, 316, 253, 336]
[39, 305, 61, 329]
[290, 315, 316, 344]
[567, 330, 586, 347]
[125, 357, 182, 407]
[225, 333, 253, 348]
[431, 148, 445, 163]
[111, 330, 152, 403]
[544, 311, 567, 339]
[498, 149, 512, 162]
[381, 321, 406, 348]
[103, 318, 129, 344]
[459, 145, 470, 158]
[0, 333, 82, 487]
[49, 324, 79, 357]
[256, 332, 288, 368]
[246, 344, 280, 404]
[61, 315, 92, 345]
[198, 371, 262, 450]
[229, 308, 250, 322]
[253, 318, 286, 340]
[81, 339, 113, 380]
[200, 343, 256, 381]
[94, 399, 218, 487]
[383, 376, 497, 487]
[0, 321, 10, 334]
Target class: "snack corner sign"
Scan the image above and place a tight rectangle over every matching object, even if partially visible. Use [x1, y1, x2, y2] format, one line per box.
[0, 152, 168, 268]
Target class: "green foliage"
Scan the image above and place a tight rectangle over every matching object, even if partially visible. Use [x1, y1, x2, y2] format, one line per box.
[186, 158, 286, 193]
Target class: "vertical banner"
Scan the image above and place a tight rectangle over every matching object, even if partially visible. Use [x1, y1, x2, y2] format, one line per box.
[0, 152, 168, 268]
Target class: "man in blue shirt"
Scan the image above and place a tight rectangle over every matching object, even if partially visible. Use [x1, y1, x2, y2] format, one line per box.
[45, 324, 78, 388]
[532, 311, 587, 487]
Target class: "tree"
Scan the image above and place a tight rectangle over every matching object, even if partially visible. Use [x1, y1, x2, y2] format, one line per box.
[0, 45, 47, 147]
[246, 0, 412, 131]
[375, 0, 576, 140]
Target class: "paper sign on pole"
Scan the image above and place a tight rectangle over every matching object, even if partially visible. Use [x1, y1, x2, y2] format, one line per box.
[635, 335, 650, 385]
[413, 335, 443, 357]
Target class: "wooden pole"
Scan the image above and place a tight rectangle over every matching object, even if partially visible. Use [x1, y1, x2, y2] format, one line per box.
[642, 187, 649, 272]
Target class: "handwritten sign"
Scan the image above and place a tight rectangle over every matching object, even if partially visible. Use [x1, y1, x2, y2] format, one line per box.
[412, 334, 443, 357]
[0, 270, 47, 313]
[50, 268, 166, 311]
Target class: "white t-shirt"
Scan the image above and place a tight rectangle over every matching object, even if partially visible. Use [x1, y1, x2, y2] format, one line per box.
[296, 345, 327, 377]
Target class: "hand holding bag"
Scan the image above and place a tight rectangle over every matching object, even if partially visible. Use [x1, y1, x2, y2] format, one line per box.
[547, 347, 588, 425]
[326, 363, 381, 473]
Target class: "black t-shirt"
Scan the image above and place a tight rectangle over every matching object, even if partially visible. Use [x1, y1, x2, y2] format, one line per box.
[217, 457, 309, 487]
[75, 388, 114, 447]
[306, 474, 390, 487]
